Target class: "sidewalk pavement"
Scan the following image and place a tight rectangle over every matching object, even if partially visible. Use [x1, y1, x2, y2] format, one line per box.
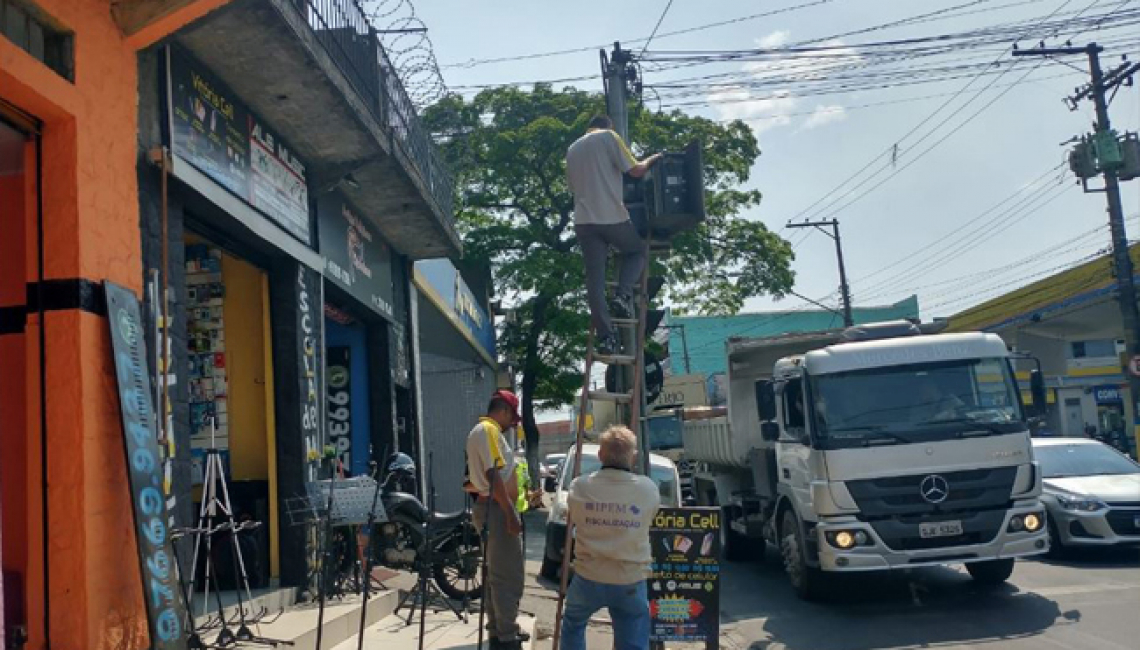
[335, 605, 536, 650]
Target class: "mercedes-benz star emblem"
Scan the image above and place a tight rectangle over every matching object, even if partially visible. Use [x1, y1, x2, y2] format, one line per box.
[920, 474, 950, 504]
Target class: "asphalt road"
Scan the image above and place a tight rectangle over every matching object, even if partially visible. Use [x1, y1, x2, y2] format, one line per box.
[521, 509, 1140, 650]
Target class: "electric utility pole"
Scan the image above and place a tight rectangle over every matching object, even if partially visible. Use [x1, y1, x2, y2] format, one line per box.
[787, 219, 855, 326]
[601, 41, 653, 474]
[602, 42, 633, 141]
[1014, 42, 1140, 448]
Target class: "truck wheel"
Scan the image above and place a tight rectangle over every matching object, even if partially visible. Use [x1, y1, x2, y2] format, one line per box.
[721, 509, 763, 562]
[966, 559, 1015, 586]
[780, 509, 824, 600]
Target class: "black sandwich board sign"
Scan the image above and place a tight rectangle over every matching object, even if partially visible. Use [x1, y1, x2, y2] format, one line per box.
[106, 282, 189, 649]
[649, 507, 721, 648]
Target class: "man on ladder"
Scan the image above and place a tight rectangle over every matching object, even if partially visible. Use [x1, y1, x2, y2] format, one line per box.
[566, 115, 662, 355]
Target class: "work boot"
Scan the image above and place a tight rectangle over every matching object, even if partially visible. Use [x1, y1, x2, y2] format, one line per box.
[489, 637, 525, 650]
[596, 334, 621, 356]
[609, 294, 634, 320]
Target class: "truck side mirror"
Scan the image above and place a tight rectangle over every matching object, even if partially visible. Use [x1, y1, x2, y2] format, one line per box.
[1030, 369, 1047, 414]
[756, 380, 777, 421]
[760, 421, 780, 442]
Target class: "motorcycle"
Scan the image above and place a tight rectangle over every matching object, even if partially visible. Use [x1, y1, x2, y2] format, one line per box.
[369, 453, 483, 601]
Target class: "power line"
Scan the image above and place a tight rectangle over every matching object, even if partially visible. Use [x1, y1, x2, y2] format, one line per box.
[441, 0, 837, 69]
[639, 0, 677, 59]
[859, 172, 1074, 299]
[732, 1, 1110, 239]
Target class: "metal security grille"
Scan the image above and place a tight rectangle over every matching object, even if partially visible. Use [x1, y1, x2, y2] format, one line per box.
[419, 353, 496, 512]
[1, 0, 73, 81]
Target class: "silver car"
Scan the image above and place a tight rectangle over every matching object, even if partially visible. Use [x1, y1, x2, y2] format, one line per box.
[1033, 438, 1140, 552]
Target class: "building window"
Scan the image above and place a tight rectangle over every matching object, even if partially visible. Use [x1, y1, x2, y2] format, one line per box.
[1071, 339, 1116, 359]
[1, 0, 73, 82]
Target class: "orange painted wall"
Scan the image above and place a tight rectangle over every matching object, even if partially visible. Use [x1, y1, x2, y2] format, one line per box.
[0, 1, 237, 648]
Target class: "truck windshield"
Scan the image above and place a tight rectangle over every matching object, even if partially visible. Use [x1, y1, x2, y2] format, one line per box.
[810, 357, 1024, 447]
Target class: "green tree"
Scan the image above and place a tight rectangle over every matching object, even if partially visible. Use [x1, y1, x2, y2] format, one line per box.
[424, 85, 794, 478]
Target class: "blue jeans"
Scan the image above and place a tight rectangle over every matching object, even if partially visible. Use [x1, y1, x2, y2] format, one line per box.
[561, 576, 649, 650]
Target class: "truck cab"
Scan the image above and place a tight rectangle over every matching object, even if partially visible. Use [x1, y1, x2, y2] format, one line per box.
[689, 321, 1049, 599]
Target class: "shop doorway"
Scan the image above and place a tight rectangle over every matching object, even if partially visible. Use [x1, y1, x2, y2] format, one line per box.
[325, 314, 371, 476]
[0, 111, 34, 648]
[1063, 397, 1083, 436]
[184, 234, 279, 584]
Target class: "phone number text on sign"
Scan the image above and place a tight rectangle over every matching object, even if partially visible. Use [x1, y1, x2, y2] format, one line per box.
[106, 283, 189, 649]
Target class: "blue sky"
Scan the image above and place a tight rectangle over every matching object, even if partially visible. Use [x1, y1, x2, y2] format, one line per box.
[391, 0, 1140, 321]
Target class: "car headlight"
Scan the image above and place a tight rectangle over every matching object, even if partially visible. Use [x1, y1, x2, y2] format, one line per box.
[825, 529, 870, 549]
[1056, 495, 1107, 512]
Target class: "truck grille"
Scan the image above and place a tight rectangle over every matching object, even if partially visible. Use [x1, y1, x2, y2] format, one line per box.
[846, 467, 1017, 518]
[868, 510, 1007, 552]
[1106, 509, 1140, 536]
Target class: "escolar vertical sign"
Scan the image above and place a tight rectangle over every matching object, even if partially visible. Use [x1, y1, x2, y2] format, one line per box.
[106, 282, 190, 650]
[649, 507, 721, 648]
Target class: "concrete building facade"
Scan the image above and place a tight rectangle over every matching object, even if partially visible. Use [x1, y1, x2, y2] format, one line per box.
[948, 244, 1140, 457]
[0, 1, 459, 647]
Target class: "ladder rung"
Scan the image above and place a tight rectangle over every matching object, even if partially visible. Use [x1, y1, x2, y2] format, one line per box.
[588, 390, 633, 403]
[611, 318, 640, 327]
[594, 352, 636, 365]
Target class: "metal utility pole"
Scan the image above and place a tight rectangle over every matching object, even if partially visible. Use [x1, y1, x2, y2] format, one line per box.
[1015, 42, 1140, 449]
[662, 325, 692, 374]
[787, 219, 855, 326]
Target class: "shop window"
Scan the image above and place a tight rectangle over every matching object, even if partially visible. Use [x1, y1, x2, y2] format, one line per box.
[1071, 339, 1116, 359]
[1, 0, 73, 81]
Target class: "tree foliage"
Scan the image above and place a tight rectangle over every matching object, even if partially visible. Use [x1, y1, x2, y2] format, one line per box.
[424, 85, 795, 464]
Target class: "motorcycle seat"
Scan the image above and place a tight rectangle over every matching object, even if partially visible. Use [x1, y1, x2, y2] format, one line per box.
[429, 510, 468, 529]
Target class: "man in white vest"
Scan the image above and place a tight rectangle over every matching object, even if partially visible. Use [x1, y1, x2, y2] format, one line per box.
[561, 425, 661, 650]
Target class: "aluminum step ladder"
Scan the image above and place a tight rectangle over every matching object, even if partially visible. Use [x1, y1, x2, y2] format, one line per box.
[550, 236, 666, 650]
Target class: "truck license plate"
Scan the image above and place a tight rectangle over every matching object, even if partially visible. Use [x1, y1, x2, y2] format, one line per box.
[919, 520, 963, 539]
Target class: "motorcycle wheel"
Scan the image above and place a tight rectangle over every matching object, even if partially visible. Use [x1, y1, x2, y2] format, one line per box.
[432, 521, 484, 601]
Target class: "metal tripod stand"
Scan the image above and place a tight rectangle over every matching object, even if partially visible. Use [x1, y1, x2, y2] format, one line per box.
[395, 452, 464, 645]
[189, 423, 290, 647]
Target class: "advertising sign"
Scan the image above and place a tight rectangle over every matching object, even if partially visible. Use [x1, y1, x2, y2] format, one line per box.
[317, 192, 396, 319]
[327, 346, 352, 470]
[414, 259, 495, 362]
[250, 117, 310, 242]
[167, 47, 312, 245]
[649, 507, 720, 646]
[1094, 386, 1123, 404]
[657, 374, 710, 408]
[105, 282, 190, 650]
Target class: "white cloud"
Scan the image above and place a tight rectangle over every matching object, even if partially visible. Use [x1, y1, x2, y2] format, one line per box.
[801, 104, 848, 130]
[757, 30, 791, 49]
[709, 87, 797, 134]
[706, 35, 863, 136]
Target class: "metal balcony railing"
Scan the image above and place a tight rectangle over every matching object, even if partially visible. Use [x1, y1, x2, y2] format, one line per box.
[290, 0, 455, 227]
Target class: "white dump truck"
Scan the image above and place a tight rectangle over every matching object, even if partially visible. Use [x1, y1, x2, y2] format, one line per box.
[686, 321, 1050, 599]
